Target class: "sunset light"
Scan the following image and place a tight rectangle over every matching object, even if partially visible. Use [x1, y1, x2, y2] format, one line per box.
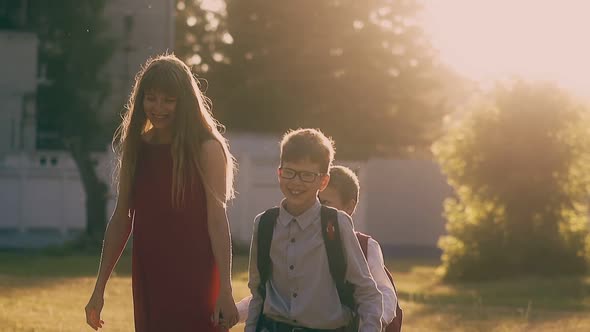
[420, 0, 590, 99]
[3, 1, 590, 331]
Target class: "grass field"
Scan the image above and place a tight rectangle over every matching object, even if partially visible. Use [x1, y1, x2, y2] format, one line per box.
[1, 252, 589, 331]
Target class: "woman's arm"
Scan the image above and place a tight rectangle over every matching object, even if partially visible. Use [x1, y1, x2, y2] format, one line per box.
[85, 190, 133, 330]
[200, 139, 239, 329]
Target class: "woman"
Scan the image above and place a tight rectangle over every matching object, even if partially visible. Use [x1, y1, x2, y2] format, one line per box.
[85, 54, 239, 331]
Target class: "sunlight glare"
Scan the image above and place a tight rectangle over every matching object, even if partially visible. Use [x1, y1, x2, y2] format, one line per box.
[201, 0, 225, 13]
[420, 0, 590, 99]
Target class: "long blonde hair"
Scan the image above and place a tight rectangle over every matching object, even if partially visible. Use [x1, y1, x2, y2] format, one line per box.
[113, 54, 235, 207]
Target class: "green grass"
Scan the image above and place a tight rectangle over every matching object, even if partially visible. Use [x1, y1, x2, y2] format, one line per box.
[0, 253, 589, 331]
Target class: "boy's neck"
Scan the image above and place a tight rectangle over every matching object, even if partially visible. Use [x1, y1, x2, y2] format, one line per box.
[283, 199, 317, 217]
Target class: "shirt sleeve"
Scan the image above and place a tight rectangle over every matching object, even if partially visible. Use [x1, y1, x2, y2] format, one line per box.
[338, 212, 383, 332]
[245, 214, 263, 332]
[367, 238, 397, 324]
[236, 295, 252, 324]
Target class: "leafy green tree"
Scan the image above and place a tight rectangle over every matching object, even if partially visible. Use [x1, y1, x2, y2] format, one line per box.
[33, 0, 116, 242]
[175, 0, 230, 72]
[175, 0, 460, 158]
[433, 82, 590, 280]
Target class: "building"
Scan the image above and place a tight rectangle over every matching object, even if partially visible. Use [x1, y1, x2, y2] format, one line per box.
[0, 31, 37, 157]
[0, 0, 176, 247]
[0, 1, 452, 253]
[0, 0, 175, 156]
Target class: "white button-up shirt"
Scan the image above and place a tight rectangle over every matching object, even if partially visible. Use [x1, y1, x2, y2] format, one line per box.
[366, 238, 397, 324]
[245, 199, 383, 332]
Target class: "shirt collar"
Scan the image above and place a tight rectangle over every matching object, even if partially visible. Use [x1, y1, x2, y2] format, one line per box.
[278, 198, 321, 230]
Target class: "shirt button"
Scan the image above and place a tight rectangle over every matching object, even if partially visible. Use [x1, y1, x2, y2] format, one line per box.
[289, 265, 294, 270]
[292, 292, 298, 298]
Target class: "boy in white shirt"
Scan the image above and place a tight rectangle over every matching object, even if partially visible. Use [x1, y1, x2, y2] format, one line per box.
[244, 129, 383, 332]
[237, 161, 397, 330]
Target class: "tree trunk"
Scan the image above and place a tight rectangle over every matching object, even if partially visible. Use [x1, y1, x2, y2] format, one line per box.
[68, 139, 108, 243]
[85, 179, 108, 241]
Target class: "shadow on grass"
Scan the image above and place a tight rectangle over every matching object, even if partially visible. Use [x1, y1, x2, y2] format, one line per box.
[0, 251, 133, 297]
[2, 250, 589, 317]
[397, 274, 590, 313]
[0, 251, 133, 301]
[0, 251, 132, 277]
[404, 297, 590, 331]
[386, 256, 590, 312]
[0, 253, 251, 292]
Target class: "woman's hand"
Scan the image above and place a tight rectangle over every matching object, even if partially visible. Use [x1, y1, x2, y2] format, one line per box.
[213, 288, 239, 330]
[85, 291, 105, 330]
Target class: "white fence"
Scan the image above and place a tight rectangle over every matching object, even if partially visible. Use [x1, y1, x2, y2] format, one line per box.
[0, 135, 453, 250]
[0, 153, 85, 233]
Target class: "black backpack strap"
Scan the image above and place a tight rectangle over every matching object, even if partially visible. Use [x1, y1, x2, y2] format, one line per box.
[320, 205, 355, 309]
[255, 207, 280, 332]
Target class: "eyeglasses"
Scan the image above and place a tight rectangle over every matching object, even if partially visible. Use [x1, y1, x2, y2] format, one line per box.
[278, 167, 324, 183]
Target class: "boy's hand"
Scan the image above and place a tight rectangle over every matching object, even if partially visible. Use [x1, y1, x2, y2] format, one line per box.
[85, 292, 105, 330]
[212, 289, 239, 329]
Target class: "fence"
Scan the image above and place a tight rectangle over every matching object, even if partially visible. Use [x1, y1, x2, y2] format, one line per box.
[0, 140, 452, 252]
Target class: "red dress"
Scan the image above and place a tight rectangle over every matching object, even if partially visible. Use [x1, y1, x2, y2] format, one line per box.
[131, 141, 220, 332]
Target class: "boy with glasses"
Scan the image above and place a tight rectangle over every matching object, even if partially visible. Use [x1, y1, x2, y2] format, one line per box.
[244, 128, 383, 332]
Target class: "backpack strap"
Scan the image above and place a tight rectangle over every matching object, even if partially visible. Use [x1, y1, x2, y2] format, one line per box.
[387, 262, 403, 332]
[257, 207, 280, 293]
[320, 205, 355, 309]
[255, 207, 280, 331]
[356, 232, 403, 332]
[355, 231, 398, 293]
[355, 231, 370, 258]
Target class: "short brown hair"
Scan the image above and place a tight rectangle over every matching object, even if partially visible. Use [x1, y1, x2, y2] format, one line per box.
[328, 165, 360, 204]
[280, 128, 335, 173]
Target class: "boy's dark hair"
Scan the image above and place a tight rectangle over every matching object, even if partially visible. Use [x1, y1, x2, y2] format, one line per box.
[280, 128, 335, 173]
[328, 165, 360, 204]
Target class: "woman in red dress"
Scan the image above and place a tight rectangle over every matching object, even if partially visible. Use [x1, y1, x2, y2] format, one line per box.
[85, 54, 239, 331]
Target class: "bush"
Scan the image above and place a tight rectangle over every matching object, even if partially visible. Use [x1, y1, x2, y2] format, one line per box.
[433, 82, 590, 280]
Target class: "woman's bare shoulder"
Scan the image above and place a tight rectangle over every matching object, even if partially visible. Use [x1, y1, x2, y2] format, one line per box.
[201, 139, 224, 155]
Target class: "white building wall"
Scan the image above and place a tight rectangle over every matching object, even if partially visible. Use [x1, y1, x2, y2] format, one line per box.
[365, 159, 453, 252]
[0, 134, 451, 250]
[0, 0, 177, 248]
[100, 0, 175, 125]
[0, 31, 37, 157]
[0, 152, 85, 232]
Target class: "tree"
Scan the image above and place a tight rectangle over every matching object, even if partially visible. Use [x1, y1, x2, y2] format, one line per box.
[33, 0, 116, 243]
[175, 0, 460, 159]
[433, 81, 590, 280]
[175, 0, 230, 72]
